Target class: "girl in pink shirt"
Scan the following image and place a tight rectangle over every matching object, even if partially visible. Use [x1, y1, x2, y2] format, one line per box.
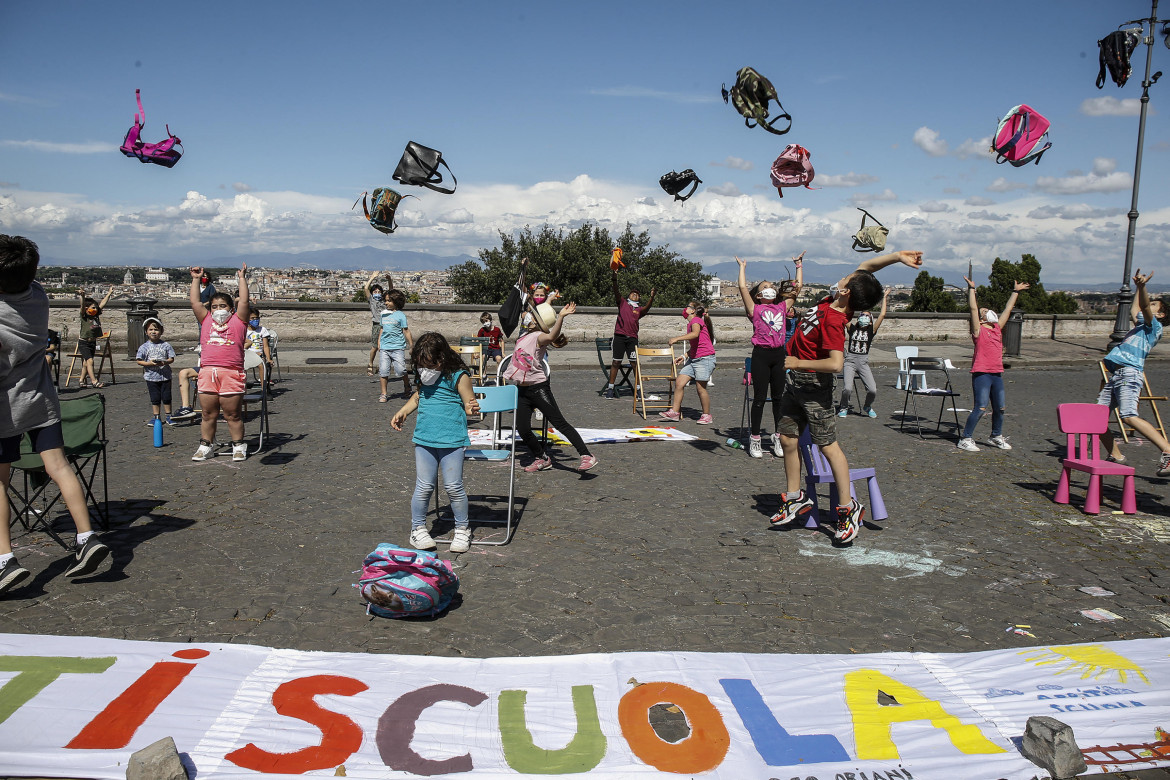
[188, 264, 251, 463]
[659, 301, 718, 424]
[957, 276, 1029, 452]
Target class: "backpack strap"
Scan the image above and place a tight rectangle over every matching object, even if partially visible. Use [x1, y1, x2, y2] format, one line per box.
[994, 109, 1028, 165]
[134, 89, 145, 129]
[674, 173, 701, 202]
[408, 146, 457, 195]
[758, 100, 793, 136]
[1096, 37, 1108, 89]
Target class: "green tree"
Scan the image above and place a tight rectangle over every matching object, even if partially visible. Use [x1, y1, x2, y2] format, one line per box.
[975, 254, 1078, 314]
[446, 223, 710, 307]
[352, 289, 368, 303]
[907, 270, 959, 312]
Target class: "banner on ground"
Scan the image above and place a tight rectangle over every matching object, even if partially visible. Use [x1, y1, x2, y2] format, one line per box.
[469, 426, 698, 448]
[0, 633, 1167, 778]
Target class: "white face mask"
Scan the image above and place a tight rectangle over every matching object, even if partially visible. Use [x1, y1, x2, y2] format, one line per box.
[828, 284, 839, 298]
[627, 298, 639, 308]
[758, 288, 778, 301]
[418, 367, 442, 386]
[857, 315, 872, 327]
[211, 309, 231, 325]
[984, 309, 998, 324]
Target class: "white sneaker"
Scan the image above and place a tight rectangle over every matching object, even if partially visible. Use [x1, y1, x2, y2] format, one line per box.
[957, 437, 980, 452]
[986, 435, 1012, 450]
[191, 442, 215, 461]
[409, 527, 437, 550]
[770, 433, 784, 458]
[450, 527, 471, 553]
[232, 442, 248, 461]
[748, 436, 763, 459]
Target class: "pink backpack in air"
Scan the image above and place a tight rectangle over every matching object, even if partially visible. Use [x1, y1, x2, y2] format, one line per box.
[991, 104, 1051, 167]
[120, 89, 183, 168]
[769, 144, 816, 197]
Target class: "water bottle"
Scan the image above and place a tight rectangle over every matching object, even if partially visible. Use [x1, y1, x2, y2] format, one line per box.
[725, 437, 743, 450]
[153, 418, 164, 448]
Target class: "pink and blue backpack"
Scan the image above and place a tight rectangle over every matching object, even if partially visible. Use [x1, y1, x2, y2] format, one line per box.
[119, 89, 183, 168]
[991, 104, 1051, 167]
[770, 144, 816, 197]
[355, 543, 459, 618]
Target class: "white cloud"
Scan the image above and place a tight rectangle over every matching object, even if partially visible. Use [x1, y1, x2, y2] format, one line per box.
[232, 182, 253, 193]
[0, 139, 115, 154]
[954, 136, 993, 160]
[1035, 158, 1132, 195]
[438, 208, 475, 224]
[706, 183, 743, 197]
[848, 189, 898, 207]
[965, 196, 996, 206]
[912, 127, 949, 157]
[1027, 204, 1126, 220]
[987, 177, 1029, 193]
[1081, 97, 1145, 117]
[589, 86, 716, 104]
[817, 172, 878, 188]
[919, 200, 954, 213]
[710, 156, 753, 171]
[967, 210, 1009, 222]
[943, 187, 961, 194]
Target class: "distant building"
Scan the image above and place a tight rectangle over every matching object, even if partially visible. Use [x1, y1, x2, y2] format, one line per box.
[123, 270, 134, 285]
[145, 267, 169, 283]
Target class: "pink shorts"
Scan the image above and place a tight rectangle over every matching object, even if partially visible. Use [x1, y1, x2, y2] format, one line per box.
[197, 367, 246, 396]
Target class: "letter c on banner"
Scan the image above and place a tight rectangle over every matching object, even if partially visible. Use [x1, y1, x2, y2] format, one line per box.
[226, 675, 368, 773]
[618, 682, 730, 773]
[377, 683, 488, 776]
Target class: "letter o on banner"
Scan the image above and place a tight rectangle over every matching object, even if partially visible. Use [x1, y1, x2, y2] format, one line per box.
[617, 682, 730, 773]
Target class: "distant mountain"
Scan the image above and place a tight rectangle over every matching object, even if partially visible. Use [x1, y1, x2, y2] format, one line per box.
[41, 246, 478, 272]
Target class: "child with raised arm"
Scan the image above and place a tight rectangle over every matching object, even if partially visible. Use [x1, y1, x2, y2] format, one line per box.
[1, 234, 111, 594]
[605, 270, 656, 399]
[957, 277, 1029, 452]
[772, 250, 924, 543]
[364, 272, 391, 377]
[659, 301, 717, 424]
[1098, 269, 1170, 474]
[189, 263, 251, 462]
[77, 285, 115, 388]
[737, 253, 803, 457]
[838, 287, 890, 418]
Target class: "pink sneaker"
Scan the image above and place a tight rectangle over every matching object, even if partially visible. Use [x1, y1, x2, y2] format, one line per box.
[578, 455, 598, 471]
[697, 414, 713, 424]
[658, 409, 681, 421]
[523, 457, 552, 472]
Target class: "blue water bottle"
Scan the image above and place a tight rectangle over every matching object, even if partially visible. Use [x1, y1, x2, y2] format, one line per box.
[153, 418, 164, 448]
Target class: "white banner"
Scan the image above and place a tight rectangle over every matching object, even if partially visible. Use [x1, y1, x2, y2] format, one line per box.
[469, 425, 698, 448]
[0, 633, 1168, 779]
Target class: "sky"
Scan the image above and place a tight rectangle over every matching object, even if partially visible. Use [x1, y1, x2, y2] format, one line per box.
[1, 0, 1168, 287]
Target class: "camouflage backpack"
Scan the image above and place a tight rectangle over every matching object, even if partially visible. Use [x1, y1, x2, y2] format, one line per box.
[722, 67, 792, 136]
[851, 208, 889, 253]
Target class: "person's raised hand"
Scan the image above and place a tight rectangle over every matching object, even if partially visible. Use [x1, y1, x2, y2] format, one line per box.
[190, 267, 203, 279]
[1013, 281, 1031, 292]
[561, 301, 577, 316]
[963, 275, 974, 289]
[898, 250, 924, 268]
[1134, 269, 1154, 287]
[735, 256, 746, 268]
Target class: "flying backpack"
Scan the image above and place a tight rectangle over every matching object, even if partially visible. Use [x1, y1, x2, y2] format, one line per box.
[769, 144, 815, 197]
[991, 104, 1052, 167]
[658, 169, 702, 202]
[119, 89, 183, 168]
[1097, 29, 1141, 89]
[352, 188, 414, 234]
[722, 67, 792, 136]
[393, 141, 458, 194]
[355, 543, 459, 618]
[852, 208, 888, 253]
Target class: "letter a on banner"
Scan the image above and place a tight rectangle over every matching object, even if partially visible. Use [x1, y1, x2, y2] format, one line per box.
[618, 682, 730, 774]
[499, 686, 607, 773]
[844, 670, 1006, 760]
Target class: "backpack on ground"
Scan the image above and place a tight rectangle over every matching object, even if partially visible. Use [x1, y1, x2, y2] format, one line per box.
[119, 89, 183, 168]
[353, 188, 414, 234]
[852, 208, 888, 253]
[393, 141, 458, 194]
[722, 67, 792, 136]
[769, 144, 815, 197]
[659, 169, 702, 202]
[1097, 29, 1142, 89]
[355, 543, 459, 618]
[990, 104, 1052, 167]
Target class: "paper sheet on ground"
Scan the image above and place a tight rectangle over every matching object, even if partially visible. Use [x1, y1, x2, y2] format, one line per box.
[469, 425, 697, 447]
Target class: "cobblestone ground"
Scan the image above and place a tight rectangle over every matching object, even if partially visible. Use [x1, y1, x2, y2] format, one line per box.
[2, 362, 1168, 662]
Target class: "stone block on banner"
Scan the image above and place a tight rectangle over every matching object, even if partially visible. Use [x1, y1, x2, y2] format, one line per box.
[1020, 715, 1087, 779]
[127, 735, 188, 780]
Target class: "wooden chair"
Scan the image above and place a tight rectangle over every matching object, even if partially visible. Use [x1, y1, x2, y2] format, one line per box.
[1055, 403, 1137, 515]
[457, 344, 487, 385]
[632, 345, 677, 419]
[65, 331, 116, 388]
[1099, 361, 1167, 443]
[797, 428, 888, 527]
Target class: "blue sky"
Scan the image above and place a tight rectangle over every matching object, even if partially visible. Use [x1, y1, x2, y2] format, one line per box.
[1, 0, 1167, 286]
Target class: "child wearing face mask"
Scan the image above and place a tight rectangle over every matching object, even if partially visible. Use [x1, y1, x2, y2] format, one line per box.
[605, 269, 657, 399]
[364, 272, 392, 377]
[957, 276, 1029, 452]
[77, 285, 115, 388]
[189, 264, 251, 462]
[838, 287, 890, 418]
[245, 309, 273, 387]
[659, 301, 717, 424]
[519, 283, 559, 335]
[391, 332, 480, 553]
[476, 313, 505, 365]
[378, 290, 413, 402]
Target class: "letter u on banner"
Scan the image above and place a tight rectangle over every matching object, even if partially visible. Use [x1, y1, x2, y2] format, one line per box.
[498, 686, 607, 773]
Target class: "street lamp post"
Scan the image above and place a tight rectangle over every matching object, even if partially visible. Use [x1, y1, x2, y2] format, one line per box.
[1110, 0, 1163, 346]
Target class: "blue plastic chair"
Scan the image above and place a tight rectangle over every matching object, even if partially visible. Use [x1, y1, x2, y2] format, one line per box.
[796, 428, 888, 527]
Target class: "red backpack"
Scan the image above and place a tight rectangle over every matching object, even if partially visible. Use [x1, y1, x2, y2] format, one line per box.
[769, 144, 816, 197]
[119, 90, 183, 168]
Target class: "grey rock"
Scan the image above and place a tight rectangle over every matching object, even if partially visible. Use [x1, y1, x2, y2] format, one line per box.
[1020, 716, 1087, 779]
[127, 736, 188, 780]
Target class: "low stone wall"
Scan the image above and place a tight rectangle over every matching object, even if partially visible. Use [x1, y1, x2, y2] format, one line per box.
[49, 300, 1116, 352]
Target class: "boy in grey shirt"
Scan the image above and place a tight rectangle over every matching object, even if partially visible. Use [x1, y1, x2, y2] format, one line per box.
[0, 234, 111, 594]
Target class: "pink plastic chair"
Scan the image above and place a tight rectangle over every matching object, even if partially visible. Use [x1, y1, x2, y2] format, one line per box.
[797, 428, 888, 527]
[1055, 403, 1137, 515]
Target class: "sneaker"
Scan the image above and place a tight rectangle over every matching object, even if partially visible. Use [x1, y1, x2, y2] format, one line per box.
[409, 527, 437, 551]
[378, 394, 388, 403]
[232, 441, 248, 462]
[523, 457, 552, 472]
[658, 409, 681, 421]
[1106, 453, 1128, 464]
[957, 437, 980, 452]
[770, 433, 784, 458]
[171, 407, 197, 421]
[165, 415, 175, 426]
[696, 414, 713, 425]
[987, 435, 1012, 450]
[191, 441, 215, 461]
[835, 499, 865, 543]
[1158, 452, 1170, 477]
[64, 537, 111, 578]
[450, 527, 472, 553]
[0, 558, 30, 595]
[770, 490, 814, 526]
[604, 386, 615, 399]
[837, 408, 848, 418]
[864, 407, 877, 419]
[578, 454, 598, 471]
[145, 418, 159, 427]
[748, 436, 763, 459]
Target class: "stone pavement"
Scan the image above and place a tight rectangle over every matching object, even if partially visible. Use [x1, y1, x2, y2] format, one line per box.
[3, 338, 1170, 779]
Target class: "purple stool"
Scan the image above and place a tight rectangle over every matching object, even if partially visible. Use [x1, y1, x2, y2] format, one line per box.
[797, 428, 888, 527]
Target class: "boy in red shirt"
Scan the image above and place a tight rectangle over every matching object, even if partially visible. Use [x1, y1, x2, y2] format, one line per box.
[476, 313, 506, 366]
[771, 250, 923, 543]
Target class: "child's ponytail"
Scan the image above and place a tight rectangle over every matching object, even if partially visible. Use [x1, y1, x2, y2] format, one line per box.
[689, 300, 715, 343]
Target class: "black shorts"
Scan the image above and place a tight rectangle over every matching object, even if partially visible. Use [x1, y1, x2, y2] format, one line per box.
[147, 379, 173, 405]
[78, 340, 96, 360]
[0, 421, 65, 464]
[612, 334, 638, 362]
